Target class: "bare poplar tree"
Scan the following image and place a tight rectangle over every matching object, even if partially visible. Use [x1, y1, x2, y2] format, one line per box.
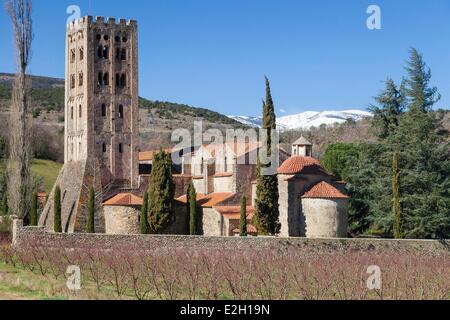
[5, 0, 33, 219]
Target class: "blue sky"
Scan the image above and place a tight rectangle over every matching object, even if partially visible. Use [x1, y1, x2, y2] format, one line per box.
[0, 0, 449, 116]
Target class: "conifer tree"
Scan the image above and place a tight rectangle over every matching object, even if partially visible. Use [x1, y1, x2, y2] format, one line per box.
[148, 150, 175, 233]
[86, 186, 95, 233]
[392, 152, 403, 239]
[30, 191, 38, 226]
[253, 77, 280, 235]
[188, 181, 198, 235]
[54, 185, 62, 233]
[140, 191, 149, 234]
[239, 196, 247, 237]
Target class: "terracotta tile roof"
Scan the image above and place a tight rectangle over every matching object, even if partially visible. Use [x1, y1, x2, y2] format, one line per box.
[302, 181, 349, 199]
[231, 224, 258, 234]
[177, 193, 234, 208]
[214, 206, 255, 220]
[277, 156, 329, 175]
[139, 148, 172, 162]
[214, 172, 234, 178]
[104, 193, 144, 206]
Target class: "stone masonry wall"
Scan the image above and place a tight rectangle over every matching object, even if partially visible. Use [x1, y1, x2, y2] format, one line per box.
[12, 219, 450, 254]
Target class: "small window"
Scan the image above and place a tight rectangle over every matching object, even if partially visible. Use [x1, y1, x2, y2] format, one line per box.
[98, 72, 103, 86]
[120, 74, 126, 87]
[104, 35, 109, 41]
[79, 47, 84, 61]
[103, 46, 109, 59]
[79, 105, 82, 118]
[97, 46, 103, 59]
[122, 37, 128, 43]
[103, 73, 109, 86]
[70, 74, 75, 89]
[101, 104, 106, 117]
[102, 142, 106, 153]
[71, 107, 74, 120]
[121, 48, 127, 61]
[118, 105, 124, 118]
[116, 48, 121, 60]
[96, 34, 101, 40]
[70, 49, 75, 63]
[115, 73, 120, 87]
[115, 36, 120, 42]
[119, 143, 123, 153]
[78, 72, 83, 86]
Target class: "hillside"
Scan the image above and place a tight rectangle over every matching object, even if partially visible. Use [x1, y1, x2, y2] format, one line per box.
[0, 73, 247, 161]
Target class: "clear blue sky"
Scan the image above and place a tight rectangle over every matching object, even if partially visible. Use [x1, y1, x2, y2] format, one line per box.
[0, 0, 449, 116]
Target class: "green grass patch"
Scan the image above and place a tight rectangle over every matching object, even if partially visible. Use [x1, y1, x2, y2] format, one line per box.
[0, 159, 61, 193]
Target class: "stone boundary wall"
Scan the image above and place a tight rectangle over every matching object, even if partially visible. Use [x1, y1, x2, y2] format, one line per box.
[12, 219, 450, 254]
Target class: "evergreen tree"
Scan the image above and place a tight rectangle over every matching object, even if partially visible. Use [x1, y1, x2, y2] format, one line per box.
[239, 196, 247, 237]
[148, 150, 175, 233]
[188, 181, 198, 235]
[253, 77, 280, 235]
[392, 152, 403, 239]
[54, 186, 62, 233]
[86, 186, 95, 233]
[30, 191, 38, 226]
[369, 78, 405, 139]
[0, 175, 7, 216]
[140, 191, 149, 234]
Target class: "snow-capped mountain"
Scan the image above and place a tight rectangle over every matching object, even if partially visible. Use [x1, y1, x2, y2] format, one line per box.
[228, 110, 372, 131]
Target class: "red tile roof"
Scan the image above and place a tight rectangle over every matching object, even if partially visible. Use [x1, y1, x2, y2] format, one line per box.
[103, 193, 144, 206]
[277, 156, 328, 175]
[302, 181, 349, 199]
[231, 224, 258, 234]
[177, 193, 234, 208]
[214, 206, 255, 220]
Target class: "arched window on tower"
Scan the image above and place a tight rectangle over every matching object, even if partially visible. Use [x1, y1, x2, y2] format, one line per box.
[102, 142, 106, 153]
[119, 143, 123, 154]
[116, 48, 121, 60]
[79, 47, 84, 61]
[70, 49, 75, 63]
[118, 105, 124, 118]
[98, 72, 103, 86]
[79, 105, 82, 118]
[103, 73, 109, 86]
[121, 48, 127, 61]
[103, 46, 109, 59]
[78, 72, 83, 86]
[120, 74, 126, 87]
[97, 46, 103, 59]
[115, 73, 120, 87]
[101, 104, 106, 117]
[71, 107, 74, 120]
[70, 74, 75, 89]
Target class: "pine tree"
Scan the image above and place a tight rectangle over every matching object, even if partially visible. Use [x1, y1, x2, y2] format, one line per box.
[30, 191, 38, 226]
[392, 152, 403, 239]
[253, 77, 280, 235]
[86, 186, 95, 233]
[140, 191, 149, 234]
[239, 196, 247, 237]
[148, 150, 175, 233]
[54, 186, 62, 233]
[188, 181, 197, 236]
[369, 78, 405, 139]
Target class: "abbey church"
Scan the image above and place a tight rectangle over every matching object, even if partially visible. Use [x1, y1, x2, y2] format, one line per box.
[39, 16, 349, 239]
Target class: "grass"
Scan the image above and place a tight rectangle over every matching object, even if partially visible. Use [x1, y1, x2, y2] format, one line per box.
[0, 159, 61, 193]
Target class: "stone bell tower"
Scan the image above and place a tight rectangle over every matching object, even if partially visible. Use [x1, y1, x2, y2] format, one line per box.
[39, 16, 139, 233]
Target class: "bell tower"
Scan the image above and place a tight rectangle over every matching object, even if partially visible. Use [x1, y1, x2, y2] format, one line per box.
[39, 16, 139, 233]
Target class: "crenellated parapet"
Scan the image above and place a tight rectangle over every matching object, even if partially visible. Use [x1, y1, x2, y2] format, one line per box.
[67, 16, 137, 31]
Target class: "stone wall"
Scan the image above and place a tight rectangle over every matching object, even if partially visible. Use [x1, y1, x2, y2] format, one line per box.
[302, 198, 348, 238]
[104, 205, 140, 234]
[12, 219, 450, 254]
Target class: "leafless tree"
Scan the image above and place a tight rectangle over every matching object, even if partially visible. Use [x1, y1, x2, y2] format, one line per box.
[5, 0, 34, 219]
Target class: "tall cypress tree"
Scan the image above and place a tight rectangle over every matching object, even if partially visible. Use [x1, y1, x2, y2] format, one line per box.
[148, 150, 175, 233]
[239, 196, 247, 237]
[30, 191, 38, 226]
[253, 77, 281, 235]
[86, 186, 95, 233]
[0, 177, 7, 216]
[54, 185, 62, 233]
[140, 191, 149, 234]
[392, 152, 403, 239]
[188, 181, 198, 236]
